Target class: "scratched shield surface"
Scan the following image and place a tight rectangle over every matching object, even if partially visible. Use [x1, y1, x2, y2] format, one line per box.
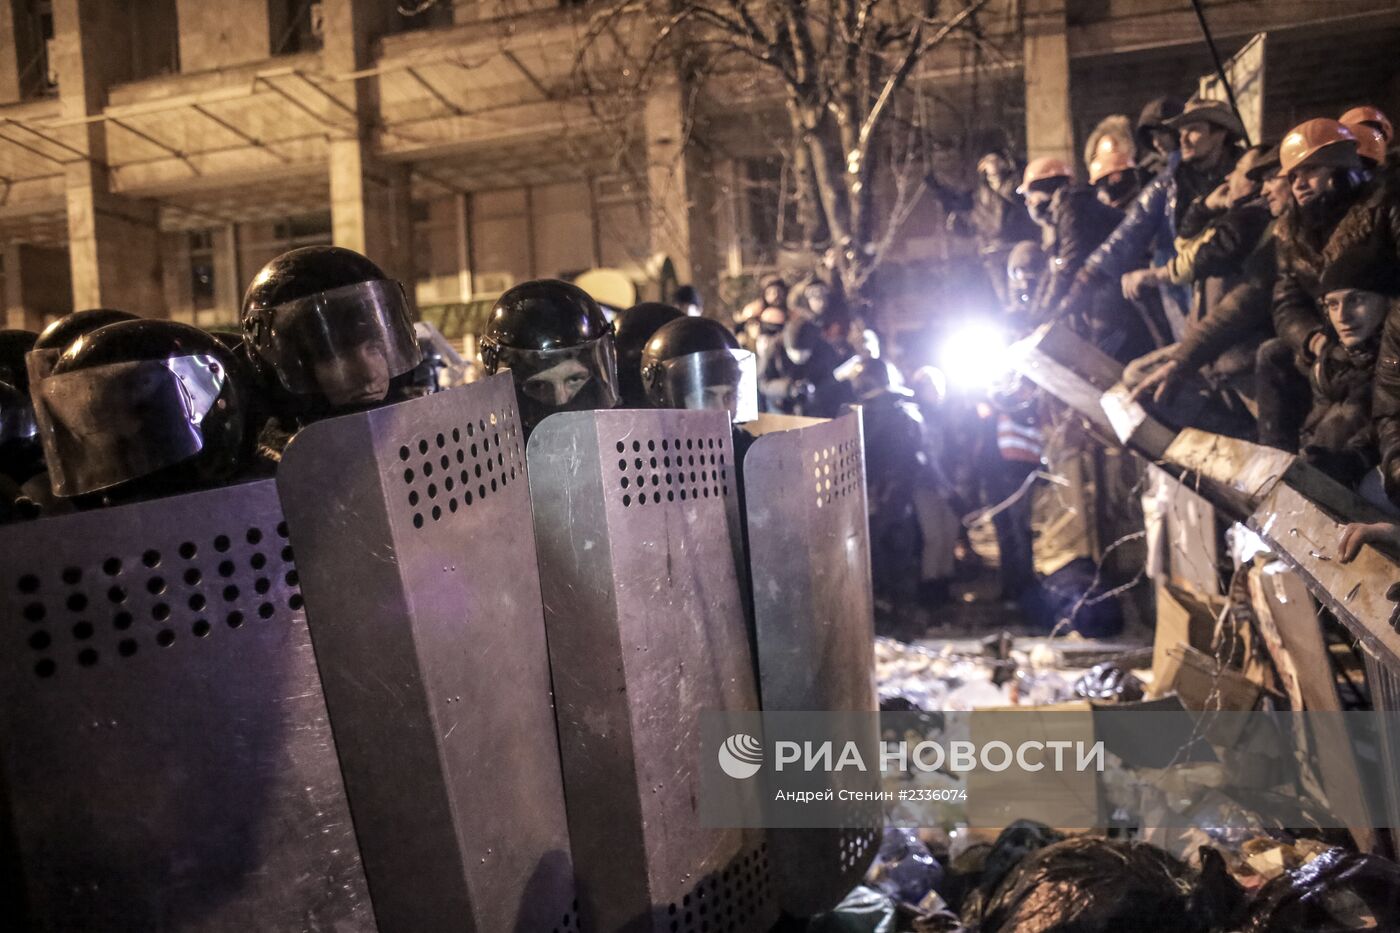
[0, 479, 375, 931]
[741, 412, 881, 915]
[528, 408, 776, 933]
[278, 373, 577, 933]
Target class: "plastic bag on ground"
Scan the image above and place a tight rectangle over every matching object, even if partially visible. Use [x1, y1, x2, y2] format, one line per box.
[1244, 847, 1400, 932]
[867, 828, 945, 913]
[806, 885, 895, 933]
[1073, 661, 1144, 703]
[957, 820, 1064, 923]
[972, 837, 1240, 933]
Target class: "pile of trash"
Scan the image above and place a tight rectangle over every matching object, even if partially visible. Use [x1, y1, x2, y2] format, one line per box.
[809, 821, 1400, 932]
[836, 635, 1400, 931]
[874, 637, 1149, 711]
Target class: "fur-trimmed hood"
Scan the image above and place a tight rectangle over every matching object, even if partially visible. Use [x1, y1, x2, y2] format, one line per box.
[1276, 179, 1400, 298]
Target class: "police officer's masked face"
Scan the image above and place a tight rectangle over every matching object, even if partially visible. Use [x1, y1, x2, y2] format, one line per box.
[490, 336, 619, 433]
[644, 349, 757, 424]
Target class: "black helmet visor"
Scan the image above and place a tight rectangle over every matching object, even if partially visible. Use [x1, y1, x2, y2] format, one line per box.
[645, 349, 757, 423]
[250, 279, 421, 405]
[36, 355, 229, 497]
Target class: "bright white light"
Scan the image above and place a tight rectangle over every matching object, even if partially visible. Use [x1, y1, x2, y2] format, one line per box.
[939, 321, 1011, 390]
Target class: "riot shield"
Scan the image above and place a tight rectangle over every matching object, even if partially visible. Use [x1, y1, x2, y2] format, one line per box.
[277, 373, 577, 933]
[528, 408, 777, 933]
[0, 479, 374, 930]
[740, 412, 881, 915]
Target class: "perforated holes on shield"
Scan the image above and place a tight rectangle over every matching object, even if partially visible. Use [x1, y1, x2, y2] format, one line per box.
[399, 407, 523, 529]
[813, 439, 861, 508]
[837, 826, 878, 874]
[15, 519, 304, 678]
[549, 898, 581, 933]
[663, 841, 771, 932]
[614, 433, 730, 508]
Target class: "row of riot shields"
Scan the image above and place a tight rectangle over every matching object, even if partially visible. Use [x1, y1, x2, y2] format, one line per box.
[0, 373, 878, 931]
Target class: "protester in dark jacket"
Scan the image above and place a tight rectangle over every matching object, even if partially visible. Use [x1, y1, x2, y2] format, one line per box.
[1066, 99, 1245, 341]
[1123, 147, 1282, 431]
[1134, 96, 1185, 181]
[759, 318, 851, 418]
[1260, 119, 1394, 450]
[941, 151, 1042, 306]
[1019, 158, 1151, 361]
[1298, 256, 1395, 486]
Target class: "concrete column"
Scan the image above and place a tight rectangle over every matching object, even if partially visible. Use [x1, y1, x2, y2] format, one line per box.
[643, 76, 718, 304]
[328, 138, 414, 289]
[320, 0, 415, 298]
[1022, 0, 1075, 168]
[52, 0, 166, 315]
[5, 243, 74, 330]
[176, 0, 275, 70]
[0, 1, 23, 104]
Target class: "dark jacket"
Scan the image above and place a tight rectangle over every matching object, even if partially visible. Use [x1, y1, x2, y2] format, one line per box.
[1303, 340, 1381, 487]
[860, 391, 927, 513]
[759, 339, 850, 419]
[947, 179, 1041, 255]
[1083, 149, 1239, 282]
[1168, 201, 1277, 380]
[1171, 237, 1276, 381]
[1034, 186, 1124, 317]
[1274, 180, 1400, 357]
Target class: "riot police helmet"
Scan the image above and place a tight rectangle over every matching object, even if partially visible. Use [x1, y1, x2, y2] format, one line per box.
[34, 309, 139, 353]
[614, 301, 683, 407]
[0, 378, 39, 481]
[641, 316, 757, 423]
[479, 279, 619, 432]
[27, 310, 142, 409]
[0, 329, 37, 392]
[241, 246, 422, 417]
[35, 319, 250, 501]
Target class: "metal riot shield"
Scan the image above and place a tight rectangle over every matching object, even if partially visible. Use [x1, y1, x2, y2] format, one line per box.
[276, 373, 577, 933]
[740, 412, 881, 915]
[0, 479, 374, 931]
[528, 408, 777, 933]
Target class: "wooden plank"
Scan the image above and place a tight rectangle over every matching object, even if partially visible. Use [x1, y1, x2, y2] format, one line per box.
[1251, 564, 1377, 853]
[1248, 482, 1400, 670]
[1013, 321, 1123, 435]
[1100, 382, 1177, 461]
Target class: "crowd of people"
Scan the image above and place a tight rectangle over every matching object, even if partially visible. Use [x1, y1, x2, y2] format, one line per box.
[2, 92, 1396, 640]
[709, 95, 1400, 637]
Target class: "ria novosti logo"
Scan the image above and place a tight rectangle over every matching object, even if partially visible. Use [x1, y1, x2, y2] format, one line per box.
[718, 733, 763, 779]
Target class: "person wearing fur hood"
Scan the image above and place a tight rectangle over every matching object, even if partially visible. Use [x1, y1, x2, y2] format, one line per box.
[1256, 119, 1400, 451]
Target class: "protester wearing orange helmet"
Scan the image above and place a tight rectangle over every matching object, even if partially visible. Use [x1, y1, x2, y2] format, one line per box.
[1343, 122, 1389, 169]
[1089, 149, 1141, 209]
[1020, 155, 1153, 360]
[1339, 105, 1393, 146]
[1259, 117, 1397, 455]
[1067, 98, 1245, 346]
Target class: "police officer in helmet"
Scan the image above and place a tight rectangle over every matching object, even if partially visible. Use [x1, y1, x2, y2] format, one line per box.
[32, 320, 251, 508]
[615, 301, 684, 408]
[0, 330, 41, 519]
[479, 279, 620, 435]
[640, 316, 757, 424]
[241, 246, 422, 432]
